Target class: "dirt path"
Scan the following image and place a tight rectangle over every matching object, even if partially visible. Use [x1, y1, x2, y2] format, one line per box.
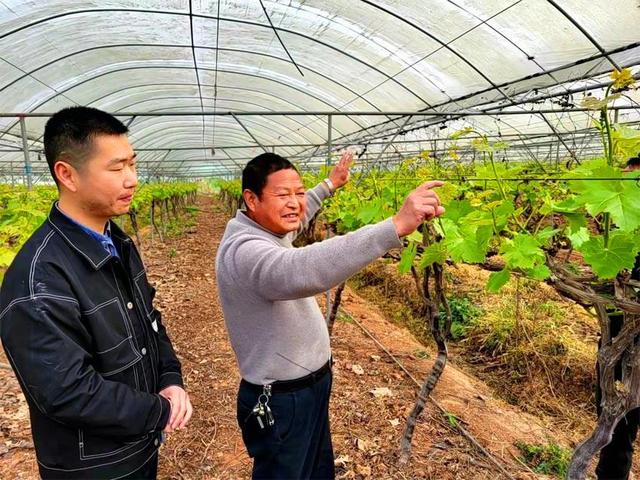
[1, 195, 567, 479]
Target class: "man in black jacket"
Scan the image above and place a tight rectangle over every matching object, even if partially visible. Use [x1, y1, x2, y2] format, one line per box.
[0, 107, 192, 479]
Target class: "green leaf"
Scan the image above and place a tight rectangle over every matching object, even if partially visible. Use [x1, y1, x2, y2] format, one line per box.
[406, 230, 423, 243]
[553, 198, 581, 214]
[612, 125, 640, 159]
[536, 227, 560, 244]
[500, 234, 545, 270]
[577, 233, 640, 279]
[449, 127, 474, 140]
[568, 227, 590, 248]
[445, 199, 474, 223]
[0, 249, 15, 268]
[571, 166, 640, 232]
[527, 264, 551, 280]
[419, 242, 448, 268]
[398, 242, 418, 274]
[493, 200, 515, 231]
[446, 225, 493, 264]
[564, 213, 587, 234]
[492, 141, 510, 151]
[487, 269, 511, 293]
[355, 198, 383, 225]
[580, 93, 621, 110]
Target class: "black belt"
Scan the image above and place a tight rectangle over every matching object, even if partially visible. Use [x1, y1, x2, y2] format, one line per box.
[241, 359, 332, 394]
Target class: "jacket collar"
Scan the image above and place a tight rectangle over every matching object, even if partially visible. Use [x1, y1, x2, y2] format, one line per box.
[47, 202, 131, 270]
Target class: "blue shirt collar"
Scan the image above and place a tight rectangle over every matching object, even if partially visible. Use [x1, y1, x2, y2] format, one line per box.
[55, 203, 119, 258]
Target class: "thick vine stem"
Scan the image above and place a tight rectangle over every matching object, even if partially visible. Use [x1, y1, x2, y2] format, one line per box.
[546, 254, 640, 479]
[328, 281, 346, 336]
[128, 211, 142, 248]
[399, 226, 450, 464]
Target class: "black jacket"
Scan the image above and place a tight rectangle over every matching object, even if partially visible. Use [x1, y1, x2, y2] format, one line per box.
[0, 204, 183, 479]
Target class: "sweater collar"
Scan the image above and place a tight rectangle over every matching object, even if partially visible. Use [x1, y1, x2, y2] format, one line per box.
[234, 210, 292, 241]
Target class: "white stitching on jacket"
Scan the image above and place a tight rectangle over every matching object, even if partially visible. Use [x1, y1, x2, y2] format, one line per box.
[29, 230, 55, 298]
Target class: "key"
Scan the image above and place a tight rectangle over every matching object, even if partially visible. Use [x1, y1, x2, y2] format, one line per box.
[251, 403, 266, 429]
[264, 403, 275, 427]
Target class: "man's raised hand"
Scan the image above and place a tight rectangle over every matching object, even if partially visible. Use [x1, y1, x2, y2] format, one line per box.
[328, 151, 355, 190]
[392, 181, 446, 237]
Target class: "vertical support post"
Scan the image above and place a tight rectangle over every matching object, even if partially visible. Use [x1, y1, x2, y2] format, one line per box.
[325, 114, 333, 324]
[19, 116, 33, 189]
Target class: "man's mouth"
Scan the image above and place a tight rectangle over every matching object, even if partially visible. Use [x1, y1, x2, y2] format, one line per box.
[282, 213, 299, 220]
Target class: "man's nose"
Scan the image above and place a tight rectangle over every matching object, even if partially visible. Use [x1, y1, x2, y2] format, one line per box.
[124, 168, 138, 189]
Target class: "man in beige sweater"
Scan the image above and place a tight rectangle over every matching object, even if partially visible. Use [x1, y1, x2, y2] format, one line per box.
[216, 151, 444, 479]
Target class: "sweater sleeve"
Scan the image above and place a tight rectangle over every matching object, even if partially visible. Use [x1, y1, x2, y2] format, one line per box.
[230, 218, 402, 301]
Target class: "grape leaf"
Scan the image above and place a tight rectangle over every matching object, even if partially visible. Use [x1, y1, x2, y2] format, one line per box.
[564, 212, 587, 233]
[527, 264, 551, 280]
[406, 230, 423, 243]
[571, 166, 640, 232]
[500, 234, 545, 270]
[577, 233, 640, 279]
[445, 199, 474, 223]
[487, 269, 510, 293]
[446, 225, 492, 263]
[356, 198, 384, 225]
[568, 227, 590, 248]
[419, 242, 448, 268]
[398, 242, 418, 274]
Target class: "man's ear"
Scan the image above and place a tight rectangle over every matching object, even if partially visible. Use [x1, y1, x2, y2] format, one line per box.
[242, 189, 258, 211]
[54, 160, 80, 193]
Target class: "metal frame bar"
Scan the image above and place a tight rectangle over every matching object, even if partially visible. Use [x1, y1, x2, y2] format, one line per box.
[231, 114, 268, 153]
[3, 106, 637, 118]
[19, 116, 32, 189]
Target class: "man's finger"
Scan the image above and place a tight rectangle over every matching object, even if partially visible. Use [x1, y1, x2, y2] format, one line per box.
[165, 397, 177, 427]
[415, 190, 441, 202]
[170, 394, 185, 429]
[416, 180, 445, 191]
[179, 398, 193, 429]
[339, 153, 353, 168]
[421, 205, 436, 218]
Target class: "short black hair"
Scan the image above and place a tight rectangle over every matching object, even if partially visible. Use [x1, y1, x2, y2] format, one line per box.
[242, 152, 298, 198]
[44, 107, 128, 184]
[625, 156, 640, 169]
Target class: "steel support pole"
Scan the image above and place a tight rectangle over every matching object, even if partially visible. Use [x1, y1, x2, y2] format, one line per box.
[19, 116, 33, 189]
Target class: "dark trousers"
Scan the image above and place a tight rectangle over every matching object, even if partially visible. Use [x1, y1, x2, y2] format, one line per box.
[596, 312, 640, 480]
[121, 452, 159, 480]
[237, 371, 335, 480]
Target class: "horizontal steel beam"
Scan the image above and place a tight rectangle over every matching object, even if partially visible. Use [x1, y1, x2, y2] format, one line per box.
[1, 106, 639, 118]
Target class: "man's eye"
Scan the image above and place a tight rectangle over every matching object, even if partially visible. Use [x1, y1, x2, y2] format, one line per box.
[296, 193, 305, 197]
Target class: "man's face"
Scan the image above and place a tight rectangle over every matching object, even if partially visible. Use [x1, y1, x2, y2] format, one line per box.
[245, 168, 306, 235]
[71, 134, 138, 218]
